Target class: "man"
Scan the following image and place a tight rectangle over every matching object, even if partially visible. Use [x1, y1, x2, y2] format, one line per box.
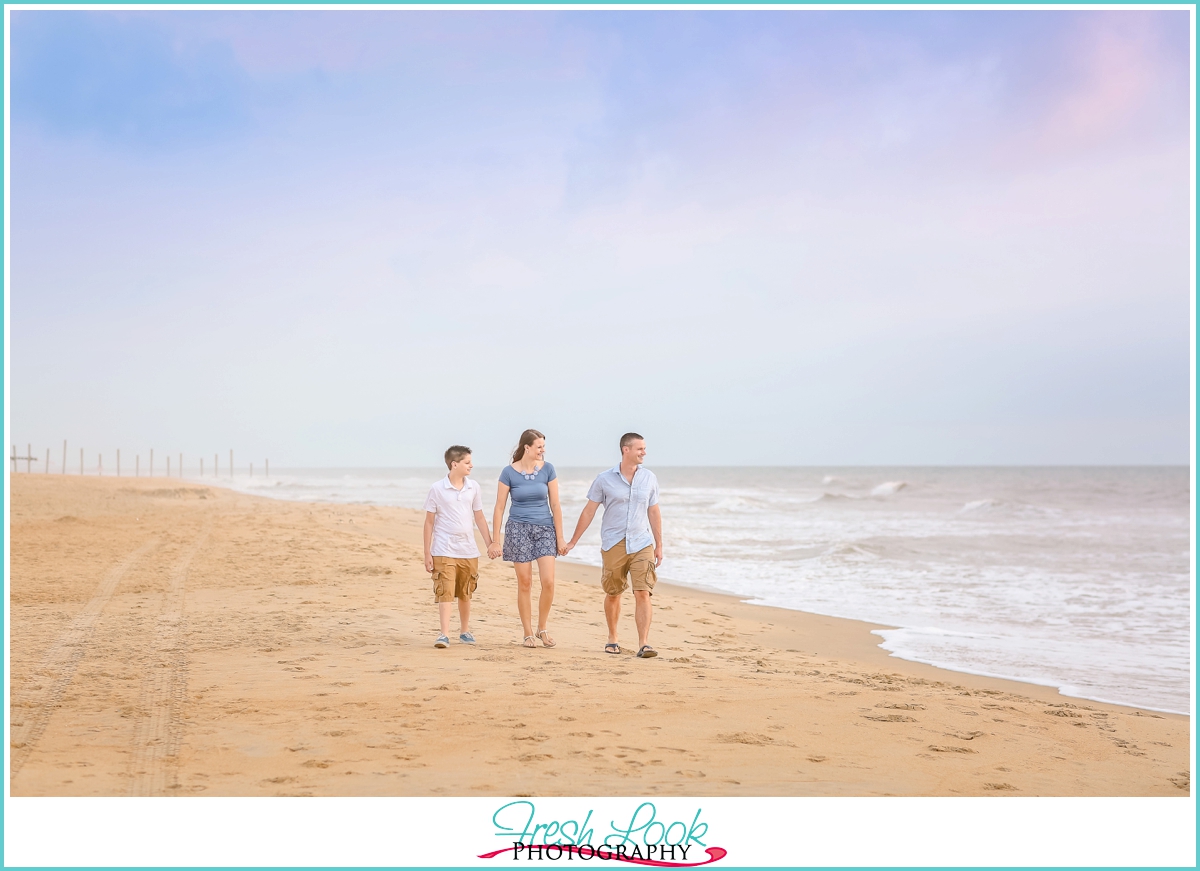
[565, 433, 663, 658]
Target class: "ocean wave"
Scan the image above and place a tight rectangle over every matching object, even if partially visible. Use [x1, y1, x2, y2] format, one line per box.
[712, 496, 761, 512]
[871, 481, 907, 496]
[960, 499, 996, 513]
[822, 542, 879, 560]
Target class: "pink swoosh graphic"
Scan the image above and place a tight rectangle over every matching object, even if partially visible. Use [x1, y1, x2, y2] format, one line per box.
[478, 845, 727, 867]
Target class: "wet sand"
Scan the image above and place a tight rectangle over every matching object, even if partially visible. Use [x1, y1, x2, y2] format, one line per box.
[8, 474, 1190, 796]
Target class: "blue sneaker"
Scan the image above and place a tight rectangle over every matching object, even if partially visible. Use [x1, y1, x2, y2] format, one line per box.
[459, 632, 476, 644]
[434, 635, 450, 648]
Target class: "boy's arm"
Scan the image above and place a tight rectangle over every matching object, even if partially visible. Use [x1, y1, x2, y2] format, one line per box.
[473, 509, 493, 552]
[423, 512, 436, 573]
[489, 482, 510, 559]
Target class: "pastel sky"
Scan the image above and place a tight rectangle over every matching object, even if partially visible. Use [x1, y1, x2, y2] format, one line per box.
[9, 9, 1192, 467]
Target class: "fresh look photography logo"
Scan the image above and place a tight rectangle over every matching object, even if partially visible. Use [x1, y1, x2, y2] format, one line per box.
[480, 801, 727, 866]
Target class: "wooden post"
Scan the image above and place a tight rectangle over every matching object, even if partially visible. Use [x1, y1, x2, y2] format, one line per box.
[98, 453, 102, 476]
[265, 459, 269, 478]
[167, 455, 171, 477]
[250, 462, 253, 478]
[45, 447, 50, 474]
[63, 440, 67, 475]
[117, 449, 121, 477]
[136, 455, 140, 477]
[179, 453, 182, 479]
[11, 446, 40, 473]
[80, 448, 83, 475]
[150, 449, 154, 477]
[200, 457, 204, 476]
[230, 449, 233, 479]
[215, 454, 218, 477]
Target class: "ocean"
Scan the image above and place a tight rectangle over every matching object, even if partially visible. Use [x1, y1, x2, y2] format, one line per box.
[217, 465, 1192, 715]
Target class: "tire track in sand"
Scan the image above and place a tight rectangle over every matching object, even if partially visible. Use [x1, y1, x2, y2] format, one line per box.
[10, 537, 162, 778]
[127, 526, 211, 796]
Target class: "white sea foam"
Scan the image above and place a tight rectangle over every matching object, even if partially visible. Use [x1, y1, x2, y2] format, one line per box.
[218, 465, 1192, 714]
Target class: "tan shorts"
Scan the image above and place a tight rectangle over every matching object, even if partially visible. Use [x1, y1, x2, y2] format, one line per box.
[600, 540, 657, 596]
[431, 556, 479, 603]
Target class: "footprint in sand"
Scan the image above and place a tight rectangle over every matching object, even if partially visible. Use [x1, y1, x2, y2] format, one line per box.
[716, 732, 774, 745]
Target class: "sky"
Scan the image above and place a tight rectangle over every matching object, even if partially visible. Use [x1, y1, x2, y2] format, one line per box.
[8, 9, 1193, 468]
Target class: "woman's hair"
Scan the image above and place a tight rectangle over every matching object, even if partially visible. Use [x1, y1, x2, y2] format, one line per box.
[512, 429, 546, 463]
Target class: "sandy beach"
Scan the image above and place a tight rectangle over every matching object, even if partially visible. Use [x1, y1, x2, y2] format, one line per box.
[8, 474, 1190, 797]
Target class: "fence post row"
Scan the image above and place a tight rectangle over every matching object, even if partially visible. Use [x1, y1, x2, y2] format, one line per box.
[15, 444, 270, 478]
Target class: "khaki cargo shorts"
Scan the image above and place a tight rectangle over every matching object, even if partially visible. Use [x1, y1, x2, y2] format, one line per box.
[600, 540, 657, 596]
[431, 556, 479, 603]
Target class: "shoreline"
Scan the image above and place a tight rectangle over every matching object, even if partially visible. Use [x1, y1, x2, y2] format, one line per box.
[205, 473, 1189, 716]
[9, 474, 1190, 796]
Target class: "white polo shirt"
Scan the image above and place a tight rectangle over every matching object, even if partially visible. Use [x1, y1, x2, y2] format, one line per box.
[423, 476, 484, 558]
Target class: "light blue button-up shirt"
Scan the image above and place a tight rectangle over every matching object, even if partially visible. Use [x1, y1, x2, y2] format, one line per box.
[586, 464, 660, 553]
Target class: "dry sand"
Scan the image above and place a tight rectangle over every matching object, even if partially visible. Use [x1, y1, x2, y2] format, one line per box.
[8, 474, 1191, 797]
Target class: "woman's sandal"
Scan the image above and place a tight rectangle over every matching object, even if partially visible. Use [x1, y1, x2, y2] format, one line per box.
[523, 635, 537, 649]
[536, 630, 556, 649]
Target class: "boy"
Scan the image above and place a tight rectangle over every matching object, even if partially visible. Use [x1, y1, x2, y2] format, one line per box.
[423, 445, 494, 648]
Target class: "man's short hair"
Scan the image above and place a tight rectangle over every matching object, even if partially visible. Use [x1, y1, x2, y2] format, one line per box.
[444, 445, 472, 469]
[619, 432, 644, 451]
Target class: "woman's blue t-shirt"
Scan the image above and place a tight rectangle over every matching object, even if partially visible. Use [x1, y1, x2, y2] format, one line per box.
[500, 462, 557, 527]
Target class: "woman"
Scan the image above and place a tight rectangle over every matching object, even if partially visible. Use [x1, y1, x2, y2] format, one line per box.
[488, 429, 566, 648]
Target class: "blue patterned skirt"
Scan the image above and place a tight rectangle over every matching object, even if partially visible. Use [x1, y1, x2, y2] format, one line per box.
[503, 518, 558, 563]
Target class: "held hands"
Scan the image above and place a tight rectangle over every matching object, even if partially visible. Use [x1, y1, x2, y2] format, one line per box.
[487, 541, 502, 560]
[557, 538, 570, 557]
